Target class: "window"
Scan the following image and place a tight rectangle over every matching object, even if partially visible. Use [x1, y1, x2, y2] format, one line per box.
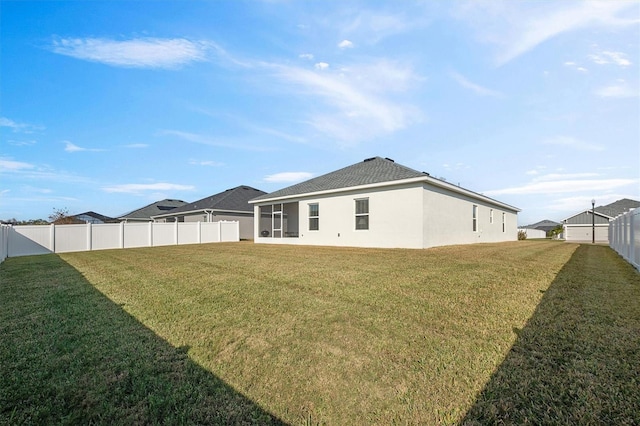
[472, 205, 478, 232]
[355, 198, 369, 230]
[309, 203, 319, 231]
[502, 212, 506, 232]
[490, 209, 494, 224]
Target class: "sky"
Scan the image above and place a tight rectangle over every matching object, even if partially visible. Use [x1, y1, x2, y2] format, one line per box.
[1, 0, 639, 225]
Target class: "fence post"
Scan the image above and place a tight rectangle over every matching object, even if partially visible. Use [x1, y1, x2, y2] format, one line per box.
[149, 221, 153, 247]
[87, 222, 92, 251]
[630, 212, 635, 266]
[175, 221, 179, 245]
[120, 221, 125, 249]
[197, 221, 202, 244]
[217, 221, 222, 242]
[50, 224, 56, 253]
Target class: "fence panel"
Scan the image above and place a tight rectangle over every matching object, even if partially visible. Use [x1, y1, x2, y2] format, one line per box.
[2, 221, 239, 258]
[124, 223, 151, 248]
[220, 221, 240, 242]
[201, 222, 219, 243]
[92, 223, 122, 250]
[55, 224, 90, 253]
[9, 225, 54, 256]
[178, 222, 199, 245]
[609, 208, 639, 270]
[0, 225, 10, 263]
[152, 223, 176, 246]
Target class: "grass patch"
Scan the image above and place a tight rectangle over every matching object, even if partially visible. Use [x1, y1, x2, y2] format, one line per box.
[1, 240, 638, 424]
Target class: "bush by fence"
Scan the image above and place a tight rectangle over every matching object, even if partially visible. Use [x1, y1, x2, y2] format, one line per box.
[609, 208, 639, 270]
[3, 221, 239, 259]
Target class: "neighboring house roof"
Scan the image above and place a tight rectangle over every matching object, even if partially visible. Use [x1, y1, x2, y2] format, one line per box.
[521, 219, 561, 232]
[153, 186, 266, 218]
[594, 198, 640, 218]
[251, 156, 520, 212]
[562, 198, 640, 224]
[73, 211, 118, 224]
[118, 199, 187, 221]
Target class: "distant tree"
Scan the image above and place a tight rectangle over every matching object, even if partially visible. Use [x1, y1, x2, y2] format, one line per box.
[548, 224, 564, 239]
[49, 207, 79, 225]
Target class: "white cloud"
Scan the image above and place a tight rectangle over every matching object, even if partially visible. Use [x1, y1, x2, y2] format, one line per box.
[594, 81, 638, 98]
[314, 62, 329, 70]
[0, 117, 43, 133]
[270, 59, 422, 143]
[102, 182, 195, 194]
[563, 61, 588, 72]
[338, 39, 354, 49]
[340, 9, 427, 44]
[264, 172, 314, 183]
[51, 37, 211, 69]
[189, 160, 224, 167]
[588, 50, 632, 66]
[450, 71, 503, 97]
[485, 175, 636, 196]
[299, 53, 314, 60]
[64, 141, 106, 152]
[0, 158, 35, 172]
[160, 129, 272, 151]
[456, 1, 639, 66]
[542, 136, 605, 151]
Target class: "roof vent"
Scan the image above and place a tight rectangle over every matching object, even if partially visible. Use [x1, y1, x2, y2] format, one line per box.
[385, 157, 395, 162]
[364, 157, 376, 162]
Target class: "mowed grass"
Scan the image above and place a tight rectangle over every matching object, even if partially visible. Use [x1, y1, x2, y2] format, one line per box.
[1, 240, 638, 424]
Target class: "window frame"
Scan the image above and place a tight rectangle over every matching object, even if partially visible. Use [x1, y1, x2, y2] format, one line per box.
[308, 203, 319, 231]
[355, 198, 369, 230]
[472, 205, 478, 232]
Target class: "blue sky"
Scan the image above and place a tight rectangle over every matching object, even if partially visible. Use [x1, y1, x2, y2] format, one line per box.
[1, 1, 638, 225]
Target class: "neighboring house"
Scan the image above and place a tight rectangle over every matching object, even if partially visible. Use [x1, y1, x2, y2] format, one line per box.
[517, 227, 547, 239]
[562, 198, 640, 243]
[518, 219, 561, 239]
[118, 199, 187, 222]
[521, 219, 561, 235]
[73, 211, 117, 224]
[152, 185, 266, 240]
[249, 157, 520, 249]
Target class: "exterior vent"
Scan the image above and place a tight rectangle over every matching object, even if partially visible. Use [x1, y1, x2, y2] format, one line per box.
[364, 157, 376, 162]
[385, 157, 394, 162]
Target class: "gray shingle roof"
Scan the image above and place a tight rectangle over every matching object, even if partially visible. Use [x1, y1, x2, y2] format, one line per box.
[251, 157, 427, 202]
[595, 198, 640, 218]
[155, 186, 266, 216]
[119, 199, 187, 220]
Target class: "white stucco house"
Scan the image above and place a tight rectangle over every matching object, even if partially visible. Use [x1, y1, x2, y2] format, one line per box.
[249, 157, 520, 249]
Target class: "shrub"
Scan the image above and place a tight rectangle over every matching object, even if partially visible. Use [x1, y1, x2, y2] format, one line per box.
[518, 230, 527, 240]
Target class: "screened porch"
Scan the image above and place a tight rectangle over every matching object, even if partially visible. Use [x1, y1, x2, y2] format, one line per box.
[258, 202, 299, 238]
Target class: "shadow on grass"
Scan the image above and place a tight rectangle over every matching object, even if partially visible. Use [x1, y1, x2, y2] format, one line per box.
[0, 254, 286, 425]
[461, 244, 640, 425]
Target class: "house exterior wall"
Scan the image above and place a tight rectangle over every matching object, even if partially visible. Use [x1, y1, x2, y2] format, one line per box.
[422, 184, 518, 248]
[255, 183, 425, 248]
[254, 182, 518, 249]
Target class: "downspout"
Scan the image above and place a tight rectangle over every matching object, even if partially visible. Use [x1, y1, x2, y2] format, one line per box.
[204, 209, 213, 222]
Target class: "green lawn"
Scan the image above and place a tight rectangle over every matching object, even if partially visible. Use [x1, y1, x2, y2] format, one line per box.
[1, 240, 638, 424]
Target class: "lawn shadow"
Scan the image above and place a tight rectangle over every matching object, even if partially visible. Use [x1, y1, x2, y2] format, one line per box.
[0, 254, 286, 425]
[460, 244, 640, 425]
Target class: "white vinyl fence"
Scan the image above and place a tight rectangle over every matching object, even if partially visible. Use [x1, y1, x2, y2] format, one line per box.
[1, 225, 10, 264]
[609, 208, 639, 271]
[4, 221, 239, 258]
